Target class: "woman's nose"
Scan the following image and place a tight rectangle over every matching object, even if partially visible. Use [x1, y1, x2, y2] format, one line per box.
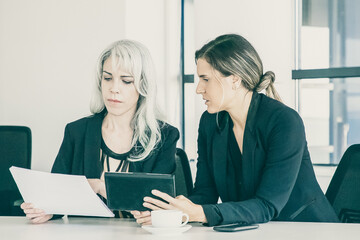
[196, 81, 205, 94]
[110, 87, 119, 94]
[110, 80, 120, 94]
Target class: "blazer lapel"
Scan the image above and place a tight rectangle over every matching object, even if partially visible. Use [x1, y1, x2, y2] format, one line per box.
[242, 92, 261, 196]
[84, 113, 104, 178]
[242, 129, 257, 197]
[212, 112, 230, 201]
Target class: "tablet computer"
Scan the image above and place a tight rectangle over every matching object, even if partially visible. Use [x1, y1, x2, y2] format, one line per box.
[105, 172, 176, 211]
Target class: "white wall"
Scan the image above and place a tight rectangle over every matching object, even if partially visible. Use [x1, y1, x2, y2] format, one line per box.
[124, 0, 182, 132]
[0, 0, 127, 171]
[0, 0, 181, 172]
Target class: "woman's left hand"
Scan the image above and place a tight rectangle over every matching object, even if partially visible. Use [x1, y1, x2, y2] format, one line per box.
[142, 190, 207, 223]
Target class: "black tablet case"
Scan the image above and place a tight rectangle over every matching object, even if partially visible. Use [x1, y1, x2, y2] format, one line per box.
[105, 172, 176, 211]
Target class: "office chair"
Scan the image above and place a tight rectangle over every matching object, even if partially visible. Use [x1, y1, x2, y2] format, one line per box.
[0, 126, 31, 216]
[174, 148, 193, 197]
[325, 144, 360, 223]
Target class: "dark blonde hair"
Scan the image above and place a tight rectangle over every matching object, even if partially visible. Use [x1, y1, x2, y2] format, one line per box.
[195, 34, 281, 101]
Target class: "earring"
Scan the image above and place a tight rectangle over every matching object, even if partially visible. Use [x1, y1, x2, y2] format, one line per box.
[233, 81, 240, 90]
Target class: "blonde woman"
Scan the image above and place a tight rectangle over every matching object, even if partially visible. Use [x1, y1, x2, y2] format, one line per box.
[21, 40, 179, 223]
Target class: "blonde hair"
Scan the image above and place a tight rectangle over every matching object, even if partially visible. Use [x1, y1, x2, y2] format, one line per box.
[90, 40, 163, 161]
[195, 34, 281, 101]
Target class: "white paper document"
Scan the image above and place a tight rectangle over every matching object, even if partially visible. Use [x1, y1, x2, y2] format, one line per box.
[9, 166, 114, 217]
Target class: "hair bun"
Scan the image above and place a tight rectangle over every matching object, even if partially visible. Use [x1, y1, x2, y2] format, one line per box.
[262, 71, 275, 83]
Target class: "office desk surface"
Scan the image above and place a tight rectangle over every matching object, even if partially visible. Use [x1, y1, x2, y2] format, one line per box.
[1, 217, 359, 240]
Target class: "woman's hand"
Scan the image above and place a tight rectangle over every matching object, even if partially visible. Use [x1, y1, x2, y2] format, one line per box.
[87, 179, 106, 198]
[134, 190, 207, 225]
[20, 202, 53, 224]
[130, 210, 152, 225]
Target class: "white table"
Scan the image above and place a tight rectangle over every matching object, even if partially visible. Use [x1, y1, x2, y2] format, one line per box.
[1, 216, 359, 240]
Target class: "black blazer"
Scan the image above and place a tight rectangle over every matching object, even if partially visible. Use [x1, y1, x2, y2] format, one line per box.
[51, 111, 180, 177]
[189, 92, 339, 226]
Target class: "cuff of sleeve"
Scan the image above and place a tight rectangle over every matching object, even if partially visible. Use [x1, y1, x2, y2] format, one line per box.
[202, 204, 223, 227]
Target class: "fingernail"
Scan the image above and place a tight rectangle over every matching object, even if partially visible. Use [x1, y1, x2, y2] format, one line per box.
[152, 189, 158, 194]
[144, 197, 149, 201]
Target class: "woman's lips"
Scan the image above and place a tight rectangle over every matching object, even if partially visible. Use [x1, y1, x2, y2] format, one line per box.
[108, 99, 122, 103]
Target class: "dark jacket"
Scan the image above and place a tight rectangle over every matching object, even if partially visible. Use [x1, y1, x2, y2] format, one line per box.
[189, 91, 339, 226]
[51, 111, 180, 177]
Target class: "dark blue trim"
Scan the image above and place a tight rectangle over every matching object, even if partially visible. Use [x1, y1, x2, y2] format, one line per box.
[180, 0, 185, 148]
[292, 67, 360, 80]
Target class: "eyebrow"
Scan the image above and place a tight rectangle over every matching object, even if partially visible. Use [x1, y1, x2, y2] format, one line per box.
[199, 75, 209, 78]
[103, 71, 112, 76]
[103, 71, 133, 78]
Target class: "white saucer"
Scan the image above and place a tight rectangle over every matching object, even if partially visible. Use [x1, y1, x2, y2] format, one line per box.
[142, 225, 192, 235]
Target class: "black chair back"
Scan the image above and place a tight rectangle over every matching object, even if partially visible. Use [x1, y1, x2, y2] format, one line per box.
[325, 144, 360, 223]
[174, 148, 193, 197]
[0, 126, 31, 216]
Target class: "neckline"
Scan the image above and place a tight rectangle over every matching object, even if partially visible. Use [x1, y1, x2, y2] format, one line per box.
[101, 136, 131, 160]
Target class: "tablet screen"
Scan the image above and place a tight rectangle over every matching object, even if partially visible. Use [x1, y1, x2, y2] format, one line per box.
[105, 172, 176, 211]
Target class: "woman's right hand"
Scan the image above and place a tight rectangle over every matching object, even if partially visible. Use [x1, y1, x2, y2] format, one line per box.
[130, 210, 152, 225]
[20, 202, 53, 224]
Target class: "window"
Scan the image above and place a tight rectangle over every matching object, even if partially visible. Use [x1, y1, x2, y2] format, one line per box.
[294, 0, 360, 164]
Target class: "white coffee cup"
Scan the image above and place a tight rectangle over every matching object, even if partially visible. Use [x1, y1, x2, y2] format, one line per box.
[151, 210, 189, 228]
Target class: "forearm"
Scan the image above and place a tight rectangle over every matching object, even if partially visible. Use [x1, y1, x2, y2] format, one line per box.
[216, 198, 276, 225]
[201, 204, 223, 226]
[88, 179, 107, 198]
